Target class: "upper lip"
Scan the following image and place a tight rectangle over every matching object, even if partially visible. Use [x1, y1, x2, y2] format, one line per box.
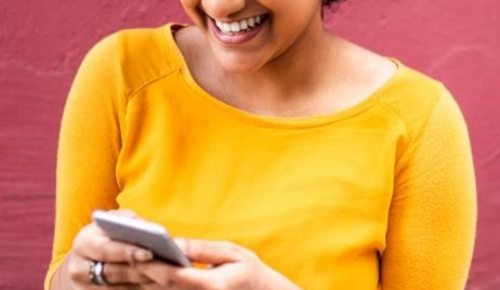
[207, 13, 267, 23]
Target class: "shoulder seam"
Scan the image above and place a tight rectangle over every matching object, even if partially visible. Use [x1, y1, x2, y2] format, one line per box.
[378, 82, 446, 148]
[415, 83, 446, 142]
[377, 98, 412, 143]
[115, 28, 180, 102]
[125, 67, 179, 102]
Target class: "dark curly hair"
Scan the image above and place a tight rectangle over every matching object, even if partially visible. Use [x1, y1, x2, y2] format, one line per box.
[322, 0, 345, 5]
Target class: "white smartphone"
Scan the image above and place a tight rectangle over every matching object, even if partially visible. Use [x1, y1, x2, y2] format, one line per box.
[92, 210, 191, 267]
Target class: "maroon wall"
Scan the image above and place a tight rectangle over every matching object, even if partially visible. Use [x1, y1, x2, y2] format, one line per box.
[0, 0, 498, 288]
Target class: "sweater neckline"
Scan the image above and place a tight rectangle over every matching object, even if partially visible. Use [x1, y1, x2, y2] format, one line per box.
[162, 23, 407, 129]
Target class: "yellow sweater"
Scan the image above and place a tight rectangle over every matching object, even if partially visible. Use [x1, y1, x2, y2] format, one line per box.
[46, 24, 476, 290]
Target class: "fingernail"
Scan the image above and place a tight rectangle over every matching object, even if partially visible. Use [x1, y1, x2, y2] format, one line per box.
[134, 249, 153, 261]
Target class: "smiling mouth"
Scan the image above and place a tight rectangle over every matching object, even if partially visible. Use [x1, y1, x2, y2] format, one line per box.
[211, 14, 269, 35]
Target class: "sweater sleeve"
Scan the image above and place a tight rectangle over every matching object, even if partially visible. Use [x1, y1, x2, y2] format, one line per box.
[44, 32, 126, 290]
[381, 88, 477, 289]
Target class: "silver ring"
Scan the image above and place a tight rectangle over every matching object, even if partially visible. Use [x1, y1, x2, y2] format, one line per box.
[89, 261, 107, 286]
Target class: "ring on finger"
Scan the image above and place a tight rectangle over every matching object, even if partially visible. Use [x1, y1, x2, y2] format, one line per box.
[89, 260, 108, 286]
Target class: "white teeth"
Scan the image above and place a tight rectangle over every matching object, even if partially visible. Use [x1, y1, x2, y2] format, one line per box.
[240, 20, 248, 30]
[230, 22, 240, 33]
[222, 23, 231, 33]
[214, 14, 265, 34]
[248, 17, 255, 27]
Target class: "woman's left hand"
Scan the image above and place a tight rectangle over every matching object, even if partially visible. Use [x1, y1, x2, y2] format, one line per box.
[135, 239, 301, 290]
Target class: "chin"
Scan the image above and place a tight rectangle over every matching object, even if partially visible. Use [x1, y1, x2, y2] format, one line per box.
[219, 61, 261, 73]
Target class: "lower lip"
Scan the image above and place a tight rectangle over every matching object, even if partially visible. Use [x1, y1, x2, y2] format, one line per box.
[208, 17, 266, 45]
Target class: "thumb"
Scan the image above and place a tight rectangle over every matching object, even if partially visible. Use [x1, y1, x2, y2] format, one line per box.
[174, 239, 243, 265]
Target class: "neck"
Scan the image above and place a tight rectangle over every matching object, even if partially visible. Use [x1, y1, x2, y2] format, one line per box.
[211, 15, 338, 115]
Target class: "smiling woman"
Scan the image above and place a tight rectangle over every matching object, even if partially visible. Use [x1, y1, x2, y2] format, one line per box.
[179, 0, 330, 74]
[45, 0, 476, 289]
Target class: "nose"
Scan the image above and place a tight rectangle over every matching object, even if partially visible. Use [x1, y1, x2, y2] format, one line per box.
[201, 0, 246, 19]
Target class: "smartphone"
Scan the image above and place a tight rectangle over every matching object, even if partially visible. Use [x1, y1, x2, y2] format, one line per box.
[92, 210, 191, 267]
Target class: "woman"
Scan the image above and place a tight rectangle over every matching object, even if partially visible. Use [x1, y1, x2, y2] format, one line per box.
[45, 0, 477, 289]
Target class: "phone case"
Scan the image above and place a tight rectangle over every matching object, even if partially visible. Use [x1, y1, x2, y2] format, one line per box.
[93, 210, 191, 267]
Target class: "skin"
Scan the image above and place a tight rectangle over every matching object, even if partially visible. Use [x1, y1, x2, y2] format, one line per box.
[51, 0, 398, 289]
[177, 0, 397, 117]
[52, 211, 301, 290]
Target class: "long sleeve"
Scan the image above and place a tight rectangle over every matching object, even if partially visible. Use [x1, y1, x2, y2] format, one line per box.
[44, 24, 477, 290]
[44, 33, 126, 289]
[381, 88, 477, 289]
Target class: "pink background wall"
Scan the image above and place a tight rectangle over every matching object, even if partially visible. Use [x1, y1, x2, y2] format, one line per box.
[1, 0, 498, 288]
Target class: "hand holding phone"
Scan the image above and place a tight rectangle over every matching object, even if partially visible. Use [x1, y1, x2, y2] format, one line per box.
[93, 210, 191, 267]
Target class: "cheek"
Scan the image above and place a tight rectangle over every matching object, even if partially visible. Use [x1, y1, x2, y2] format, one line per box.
[180, 0, 199, 8]
[274, 4, 321, 35]
[180, 0, 205, 26]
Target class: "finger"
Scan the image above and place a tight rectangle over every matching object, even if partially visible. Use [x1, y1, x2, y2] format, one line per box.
[67, 253, 94, 284]
[68, 254, 152, 287]
[73, 281, 143, 290]
[137, 259, 239, 289]
[170, 267, 222, 289]
[136, 261, 215, 289]
[103, 262, 152, 284]
[73, 224, 153, 264]
[140, 282, 168, 290]
[135, 261, 178, 287]
[175, 239, 245, 265]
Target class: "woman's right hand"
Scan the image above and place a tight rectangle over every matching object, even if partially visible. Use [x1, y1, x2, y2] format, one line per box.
[65, 212, 155, 289]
